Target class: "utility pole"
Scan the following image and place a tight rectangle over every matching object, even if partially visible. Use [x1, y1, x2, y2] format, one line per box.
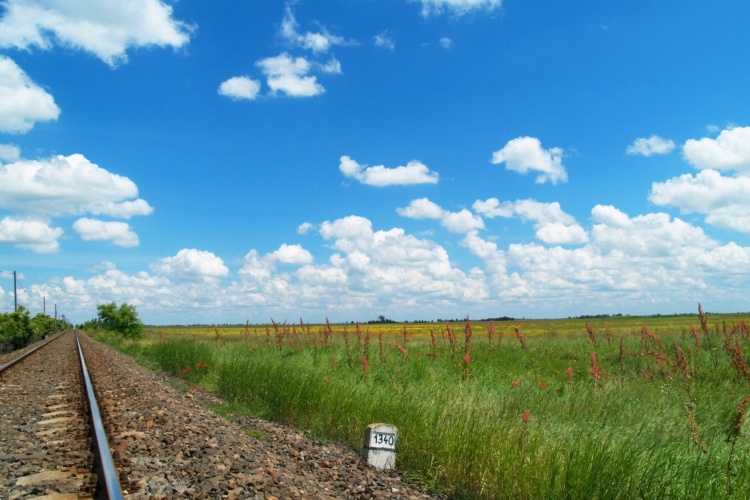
[54, 304, 57, 331]
[43, 296, 46, 315]
[13, 270, 17, 312]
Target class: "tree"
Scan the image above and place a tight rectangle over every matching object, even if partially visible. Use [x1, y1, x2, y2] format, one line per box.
[96, 302, 144, 338]
[29, 313, 55, 337]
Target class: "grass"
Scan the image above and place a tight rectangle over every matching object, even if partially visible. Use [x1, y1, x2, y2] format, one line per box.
[97, 311, 750, 498]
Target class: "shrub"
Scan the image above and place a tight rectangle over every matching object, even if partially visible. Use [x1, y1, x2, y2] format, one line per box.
[95, 302, 144, 338]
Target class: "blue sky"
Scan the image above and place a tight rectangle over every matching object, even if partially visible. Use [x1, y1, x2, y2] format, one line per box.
[1, 0, 749, 324]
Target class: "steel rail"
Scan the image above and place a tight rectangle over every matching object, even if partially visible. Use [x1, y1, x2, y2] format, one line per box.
[0, 329, 69, 374]
[75, 330, 124, 500]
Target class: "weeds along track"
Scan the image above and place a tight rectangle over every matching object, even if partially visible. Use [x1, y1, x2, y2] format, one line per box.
[0, 330, 122, 499]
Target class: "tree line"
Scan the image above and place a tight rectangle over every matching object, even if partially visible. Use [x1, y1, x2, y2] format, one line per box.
[1, 307, 72, 353]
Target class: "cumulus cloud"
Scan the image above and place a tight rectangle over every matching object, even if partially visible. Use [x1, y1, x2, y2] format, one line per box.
[626, 135, 675, 156]
[0, 143, 21, 162]
[414, 0, 503, 16]
[683, 126, 750, 175]
[267, 243, 314, 265]
[150, 249, 229, 283]
[218, 76, 261, 101]
[339, 155, 439, 186]
[280, 6, 350, 54]
[0, 217, 63, 253]
[491, 136, 568, 184]
[318, 58, 342, 74]
[473, 198, 588, 244]
[238, 243, 315, 283]
[0, 55, 60, 134]
[310, 215, 486, 300]
[72, 218, 139, 248]
[373, 31, 395, 50]
[439, 37, 452, 48]
[297, 222, 315, 234]
[398, 198, 485, 233]
[19, 217, 487, 322]
[0, 153, 153, 218]
[256, 53, 325, 97]
[462, 205, 750, 310]
[16, 206, 750, 322]
[0, 0, 192, 66]
[650, 169, 750, 235]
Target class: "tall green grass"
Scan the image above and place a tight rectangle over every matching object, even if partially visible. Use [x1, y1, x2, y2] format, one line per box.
[98, 320, 750, 498]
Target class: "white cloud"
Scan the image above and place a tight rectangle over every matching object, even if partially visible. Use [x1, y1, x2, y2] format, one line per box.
[20, 216, 486, 322]
[0, 153, 153, 218]
[267, 243, 313, 265]
[398, 198, 485, 233]
[462, 205, 750, 309]
[17, 206, 750, 322]
[72, 218, 139, 248]
[311, 215, 486, 300]
[414, 0, 503, 16]
[297, 222, 315, 234]
[237, 243, 314, 284]
[650, 169, 750, 235]
[0, 143, 21, 162]
[318, 58, 342, 74]
[0, 217, 63, 253]
[233, 216, 487, 315]
[396, 198, 444, 219]
[441, 209, 485, 233]
[589, 205, 716, 254]
[218, 76, 261, 101]
[150, 249, 229, 283]
[0, 55, 60, 134]
[373, 31, 395, 50]
[280, 6, 350, 54]
[439, 37, 452, 48]
[473, 198, 588, 244]
[339, 155, 439, 186]
[256, 53, 325, 97]
[683, 126, 750, 175]
[0, 0, 192, 66]
[491, 136, 568, 184]
[626, 135, 675, 156]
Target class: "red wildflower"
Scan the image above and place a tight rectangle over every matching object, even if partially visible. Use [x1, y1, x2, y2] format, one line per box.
[540, 382, 546, 388]
[588, 353, 602, 382]
[566, 366, 574, 379]
[463, 353, 471, 364]
[522, 410, 530, 423]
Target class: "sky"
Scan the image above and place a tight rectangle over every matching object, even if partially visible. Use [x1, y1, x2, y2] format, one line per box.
[1, 0, 750, 325]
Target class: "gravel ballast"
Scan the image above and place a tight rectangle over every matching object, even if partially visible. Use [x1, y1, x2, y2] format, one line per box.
[0, 331, 95, 499]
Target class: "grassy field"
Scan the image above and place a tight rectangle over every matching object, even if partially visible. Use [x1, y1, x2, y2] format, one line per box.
[97, 309, 750, 498]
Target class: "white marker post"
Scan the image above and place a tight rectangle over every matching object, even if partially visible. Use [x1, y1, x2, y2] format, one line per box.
[362, 423, 397, 469]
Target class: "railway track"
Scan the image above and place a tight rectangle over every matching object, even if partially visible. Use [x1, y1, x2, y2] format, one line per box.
[0, 330, 123, 500]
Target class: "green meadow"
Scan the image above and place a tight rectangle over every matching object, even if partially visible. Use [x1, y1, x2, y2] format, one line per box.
[96, 310, 750, 499]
